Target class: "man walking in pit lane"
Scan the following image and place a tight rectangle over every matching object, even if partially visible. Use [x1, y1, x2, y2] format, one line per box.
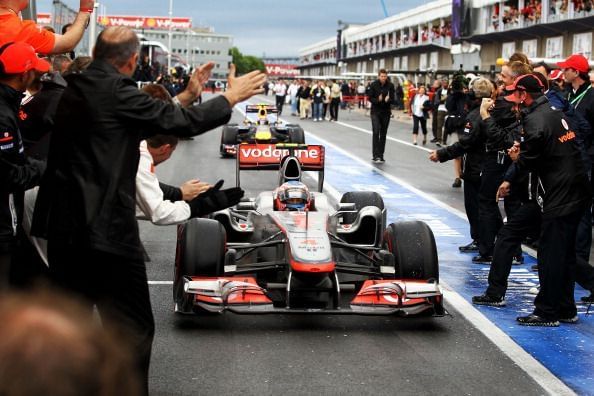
[506, 74, 590, 326]
[369, 69, 395, 163]
[31, 26, 265, 393]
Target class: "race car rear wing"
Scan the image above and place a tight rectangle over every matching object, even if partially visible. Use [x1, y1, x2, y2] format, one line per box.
[236, 143, 325, 192]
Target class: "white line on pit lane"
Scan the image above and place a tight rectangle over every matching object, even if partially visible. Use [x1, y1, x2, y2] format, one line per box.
[227, 99, 575, 395]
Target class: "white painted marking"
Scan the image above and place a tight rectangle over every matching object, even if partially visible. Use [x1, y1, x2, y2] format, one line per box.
[237, 98, 575, 395]
[148, 281, 173, 285]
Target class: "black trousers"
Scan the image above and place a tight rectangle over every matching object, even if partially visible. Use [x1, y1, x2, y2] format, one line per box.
[412, 115, 427, 135]
[48, 242, 155, 395]
[464, 176, 481, 242]
[478, 159, 506, 256]
[275, 95, 285, 115]
[486, 201, 541, 298]
[371, 111, 391, 159]
[534, 209, 582, 320]
[330, 98, 340, 120]
[431, 110, 438, 139]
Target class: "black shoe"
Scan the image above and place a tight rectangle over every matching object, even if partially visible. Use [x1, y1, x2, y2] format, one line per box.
[459, 241, 479, 253]
[517, 314, 559, 327]
[378, 157, 385, 163]
[422, 136, 427, 145]
[472, 294, 506, 307]
[430, 138, 439, 143]
[435, 142, 442, 147]
[559, 315, 579, 324]
[413, 141, 417, 145]
[512, 255, 524, 265]
[472, 255, 492, 264]
[531, 264, 539, 272]
[581, 293, 594, 303]
[452, 178, 462, 188]
[372, 157, 379, 163]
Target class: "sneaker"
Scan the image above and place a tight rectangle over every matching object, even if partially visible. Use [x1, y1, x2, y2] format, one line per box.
[559, 315, 579, 324]
[430, 138, 439, 143]
[372, 157, 379, 163]
[517, 314, 559, 327]
[313, 119, 318, 122]
[452, 178, 462, 188]
[528, 285, 540, 295]
[459, 241, 479, 252]
[472, 294, 506, 307]
[581, 293, 594, 303]
[472, 255, 492, 264]
[512, 255, 524, 265]
[435, 142, 442, 147]
[378, 157, 385, 163]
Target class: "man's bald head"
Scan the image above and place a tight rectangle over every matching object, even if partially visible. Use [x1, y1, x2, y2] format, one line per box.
[93, 26, 139, 69]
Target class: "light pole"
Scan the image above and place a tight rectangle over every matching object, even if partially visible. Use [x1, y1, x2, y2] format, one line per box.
[88, 2, 99, 56]
[167, 0, 173, 73]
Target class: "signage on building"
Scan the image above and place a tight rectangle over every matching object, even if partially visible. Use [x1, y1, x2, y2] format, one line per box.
[265, 64, 299, 77]
[98, 15, 192, 29]
[36, 13, 52, 25]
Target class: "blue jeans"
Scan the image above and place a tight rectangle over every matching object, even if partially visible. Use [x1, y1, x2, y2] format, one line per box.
[313, 102, 323, 120]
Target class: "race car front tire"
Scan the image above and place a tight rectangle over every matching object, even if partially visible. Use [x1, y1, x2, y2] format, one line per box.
[220, 124, 239, 157]
[384, 221, 439, 282]
[287, 125, 305, 144]
[174, 218, 226, 307]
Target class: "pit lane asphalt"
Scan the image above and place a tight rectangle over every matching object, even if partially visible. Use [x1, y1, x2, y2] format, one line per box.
[143, 94, 546, 395]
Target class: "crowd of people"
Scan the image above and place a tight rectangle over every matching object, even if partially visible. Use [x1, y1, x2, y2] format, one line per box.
[0, 0, 267, 394]
[422, 51, 594, 327]
[1, 0, 594, 394]
[492, 0, 594, 29]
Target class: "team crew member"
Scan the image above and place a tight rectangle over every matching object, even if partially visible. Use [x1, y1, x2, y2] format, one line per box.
[136, 135, 243, 224]
[369, 69, 395, 163]
[274, 79, 287, 115]
[31, 26, 265, 393]
[429, 78, 493, 253]
[506, 74, 591, 326]
[0, 42, 47, 290]
[0, 0, 94, 55]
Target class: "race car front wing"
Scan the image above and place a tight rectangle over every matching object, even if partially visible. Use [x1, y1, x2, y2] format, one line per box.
[180, 276, 444, 316]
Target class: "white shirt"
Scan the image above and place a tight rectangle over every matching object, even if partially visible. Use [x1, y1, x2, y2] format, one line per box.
[287, 83, 299, 97]
[135, 140, 191, 225]
[412, 94, 429, 118]
[274, 83, 287, 96]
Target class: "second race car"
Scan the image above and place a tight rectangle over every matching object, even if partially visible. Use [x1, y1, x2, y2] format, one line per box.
[220, 104, 305, 157]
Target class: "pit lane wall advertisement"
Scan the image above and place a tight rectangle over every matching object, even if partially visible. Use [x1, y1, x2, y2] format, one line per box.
[265, 64, 299, 78]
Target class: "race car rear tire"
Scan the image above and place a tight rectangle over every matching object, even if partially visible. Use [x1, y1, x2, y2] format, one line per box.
[340, 191, 384, 225]
[174, 218, 226, 306]
[384, 221, 439, 282]
[220, 124, 238, 157]
[287, 126, 305, 144]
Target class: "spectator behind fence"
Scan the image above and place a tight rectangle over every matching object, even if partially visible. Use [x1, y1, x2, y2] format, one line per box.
[31, 26, 265, 394]
[0, 0, 94, 55]
[0, 289, 141, 396]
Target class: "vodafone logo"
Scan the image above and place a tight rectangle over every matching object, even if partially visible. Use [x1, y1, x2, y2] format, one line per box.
[240, 147, 319, 160]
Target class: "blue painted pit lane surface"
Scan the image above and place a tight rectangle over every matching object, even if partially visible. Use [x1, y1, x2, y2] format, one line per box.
[304, 132, 594, 395]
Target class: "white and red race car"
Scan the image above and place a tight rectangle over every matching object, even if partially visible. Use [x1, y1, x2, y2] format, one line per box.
[174, 143, 444, 317]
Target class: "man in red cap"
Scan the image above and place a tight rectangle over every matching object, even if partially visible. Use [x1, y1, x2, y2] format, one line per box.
[506, 73, 591, 326]
[0, 41, 48, 290]
[558, 54, 594, 304]
[0, 0, 94, 55]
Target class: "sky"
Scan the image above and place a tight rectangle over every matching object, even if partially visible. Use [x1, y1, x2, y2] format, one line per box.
[37, 0, 428, 57]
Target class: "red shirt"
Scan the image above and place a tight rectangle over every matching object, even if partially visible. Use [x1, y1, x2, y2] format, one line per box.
[0, 14, 55, 54]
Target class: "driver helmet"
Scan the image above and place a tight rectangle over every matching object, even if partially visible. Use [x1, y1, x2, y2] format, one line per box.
[274, 181, 311, 211]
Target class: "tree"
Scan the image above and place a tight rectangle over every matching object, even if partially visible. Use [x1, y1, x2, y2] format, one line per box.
[229, 47, 265, 74]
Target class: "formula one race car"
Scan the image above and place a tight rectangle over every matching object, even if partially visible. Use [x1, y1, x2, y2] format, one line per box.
[220, 104, 305, 157]
[174, 143, 443, 317]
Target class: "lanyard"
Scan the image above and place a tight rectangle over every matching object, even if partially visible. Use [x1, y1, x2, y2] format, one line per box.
[570, 85, 591, 108]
